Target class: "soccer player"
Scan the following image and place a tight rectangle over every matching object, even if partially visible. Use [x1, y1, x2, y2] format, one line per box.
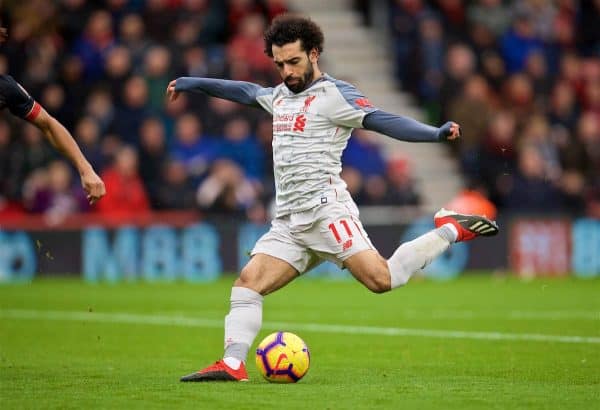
[167, 15, 499, 382]
[0, 27, 105, 204]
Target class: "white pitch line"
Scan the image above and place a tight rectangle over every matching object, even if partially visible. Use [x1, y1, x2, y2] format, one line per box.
[1, 309, 599, 345]
[397, 309, 600, 321]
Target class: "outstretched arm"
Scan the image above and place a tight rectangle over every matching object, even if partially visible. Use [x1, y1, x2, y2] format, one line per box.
[167, 77, 274, 111]
[0, 74, 105, 204]
[363, 110, 461, 142]
[325, 78, 460, 141]
[32, 108, 106, 204]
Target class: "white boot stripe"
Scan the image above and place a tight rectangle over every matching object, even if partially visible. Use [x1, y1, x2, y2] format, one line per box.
[476, 224, 490, 232]
[480, 226, 497, 234]
[469, 221, 483, 230]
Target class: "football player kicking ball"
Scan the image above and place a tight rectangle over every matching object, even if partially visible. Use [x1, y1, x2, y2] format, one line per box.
[167, 15, 498, 382]
[0, 27, 105, 204]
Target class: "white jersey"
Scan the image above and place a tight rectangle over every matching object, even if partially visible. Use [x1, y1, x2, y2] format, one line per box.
[254, 74, 377, 217]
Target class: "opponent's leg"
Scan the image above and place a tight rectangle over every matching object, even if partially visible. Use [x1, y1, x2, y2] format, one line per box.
[180, 254, 299, 382]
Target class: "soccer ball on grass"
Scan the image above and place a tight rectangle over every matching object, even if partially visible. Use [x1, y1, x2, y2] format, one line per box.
[255, 331, 310, 383]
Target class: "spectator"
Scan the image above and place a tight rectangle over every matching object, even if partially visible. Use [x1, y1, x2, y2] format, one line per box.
[440, 43, 476, 113]
[118, 13, 151, 67]
[196, 159, 257, 215]
[74, 116, 104, 172]
[58, 56, 89, 121]
[170, 113, 217, 181]
[479, 50, 507, 92]
[84, 88, 116, 135]
[574, 112, 600, 181]
[524, 51, 553, 101]
[10, 123, 57, 198]
[448, 74, 494, 175]
[384, 156, 420, 206]
[503, 73, 536, 127]
[519, 114, 562, 181]
[216, 117, 264, 181]
[416, 14, 445, 106]
[548, 80, 579, 130]
[138, 117, 168, 206]
[513, 0, 557, 42]
[155, 159, 197, 210]
[202, 96, 243, 136]
[265, 0, 288, 21]
[341, 167, 365, 205]
[500, 12, 544, 73]
[342, 129, 387, 178]
[390, 0, 430, 86]
[227, 0, 264, 33]
[143, 45, 172, 110]
[73, 10, 116, 82]
[479, 111, 518, 206]
[503, 144, 564, 213]
[25, 160, 88, 221]
[111, 75, 151, 144]
[579, 0, 600, 56]
[103, 46, 133, 105]
[0, 119, 17, 200]
[40, 84, 70, 129]
[467, 0, 511, 38]
[227, 14, 274, 80]
[96, 145, 150, 218]
[361, 174, 390, 205]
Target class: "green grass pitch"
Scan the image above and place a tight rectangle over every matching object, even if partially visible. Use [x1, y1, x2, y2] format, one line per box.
[1, 275, 599, 409]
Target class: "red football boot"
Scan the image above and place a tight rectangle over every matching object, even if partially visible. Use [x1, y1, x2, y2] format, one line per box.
[434, 208, 499, 242]
[180, 360, 249, 382]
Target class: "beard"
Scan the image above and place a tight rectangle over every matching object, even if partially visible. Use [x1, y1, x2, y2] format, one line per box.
[284, 64, 314, 94]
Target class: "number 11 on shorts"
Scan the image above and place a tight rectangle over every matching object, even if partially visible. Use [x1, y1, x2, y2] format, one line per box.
[328, 219, 353, 244]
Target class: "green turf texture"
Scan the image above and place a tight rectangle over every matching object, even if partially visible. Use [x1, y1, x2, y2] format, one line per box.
[1, 275, 598, 409]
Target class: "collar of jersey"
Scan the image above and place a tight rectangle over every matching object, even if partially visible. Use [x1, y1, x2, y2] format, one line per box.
[283, 73, 331, 95]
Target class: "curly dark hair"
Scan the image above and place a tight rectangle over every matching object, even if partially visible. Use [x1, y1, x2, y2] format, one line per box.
[264, 14, 324, 58]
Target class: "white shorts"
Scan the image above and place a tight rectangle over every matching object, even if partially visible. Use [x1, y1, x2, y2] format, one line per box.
[251, 200, 375, 274]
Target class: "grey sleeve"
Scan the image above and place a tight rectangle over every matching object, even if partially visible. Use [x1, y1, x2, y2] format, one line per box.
[363, 110, 446, 142]
[174, 77, 273, 108]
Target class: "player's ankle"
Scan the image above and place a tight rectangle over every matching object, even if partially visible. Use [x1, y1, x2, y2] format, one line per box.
[436, 223, 458, 243]
[223, 356, 242, 370]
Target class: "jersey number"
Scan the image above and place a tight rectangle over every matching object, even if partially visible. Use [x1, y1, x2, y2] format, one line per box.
[327, 219, 353, 244]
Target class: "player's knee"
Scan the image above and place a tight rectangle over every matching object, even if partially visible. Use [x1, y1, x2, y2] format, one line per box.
[364, 269, 391, 294]
[235, 265, 260, 291]
[369, 277, 391, 294]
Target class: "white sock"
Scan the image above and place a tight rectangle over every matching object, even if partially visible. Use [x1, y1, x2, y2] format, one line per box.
[441, 223, 458, 242]
[386, 229, 451, 288]
[223, 357, 242, 370]
[223, 286, 263, 363]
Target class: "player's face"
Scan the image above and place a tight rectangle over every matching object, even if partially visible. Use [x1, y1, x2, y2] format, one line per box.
[272, 40, 317, 94]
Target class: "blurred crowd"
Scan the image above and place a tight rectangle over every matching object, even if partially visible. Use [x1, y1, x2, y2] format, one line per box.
[0, 0, 421, 224]
[0, 0, 286, 223]
[387, 0, 600, 216]
[3, 0, 597, 222]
